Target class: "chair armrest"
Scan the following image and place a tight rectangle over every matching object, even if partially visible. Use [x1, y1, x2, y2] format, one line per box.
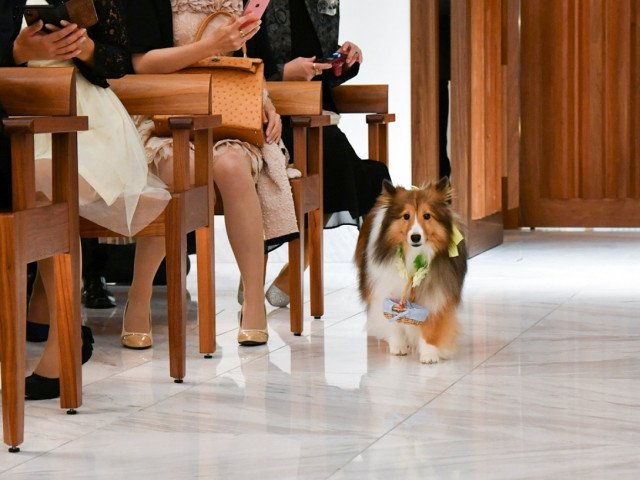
[331, 84, 389, 114]
[109, 74, 212, 115]
[290, 115, 332, 129]
[0, 66, 76, 115]
[267, 81, 323, 116]
[167, 114, 221, 131]
[3, 116, 88, 134]
[366, 113, 396, 125]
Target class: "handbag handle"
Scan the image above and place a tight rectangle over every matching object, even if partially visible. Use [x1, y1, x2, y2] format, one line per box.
[195, 11, 248, 57]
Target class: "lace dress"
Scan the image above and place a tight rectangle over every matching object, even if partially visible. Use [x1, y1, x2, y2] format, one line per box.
[30, 0, 170, 237]
[134, 0, 298, 247]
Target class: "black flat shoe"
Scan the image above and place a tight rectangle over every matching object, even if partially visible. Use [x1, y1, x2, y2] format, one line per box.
[81, 275, 116, 309]
[26, 321, 50, 342]
[25, 326, 94, 401]
[81, 325, 94, 364]
[25, 373, 60, 400]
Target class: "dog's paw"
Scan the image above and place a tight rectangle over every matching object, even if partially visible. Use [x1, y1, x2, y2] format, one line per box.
[389, 343, 410, 356]
[419, 341, 441, 364]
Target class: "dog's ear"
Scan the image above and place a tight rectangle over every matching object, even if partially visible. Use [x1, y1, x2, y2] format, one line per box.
[435, 176, 453, 202]
[436, 176, 450, 192]
[381, 179, 396, 196]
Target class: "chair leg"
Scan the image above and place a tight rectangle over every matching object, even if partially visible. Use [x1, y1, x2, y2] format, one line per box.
[165, 199, 187, 382]
[196, 225, 215, 357]
[0, 219, 26, 452]
[55, 253, 82, 410]
[308, 209, 323, 319]
[288, 178, 305, 335]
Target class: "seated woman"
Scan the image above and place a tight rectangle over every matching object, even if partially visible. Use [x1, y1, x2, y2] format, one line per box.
[245, 0, 392, 307]
[121, 0, 297, 349]
[13, 0, 171, 399]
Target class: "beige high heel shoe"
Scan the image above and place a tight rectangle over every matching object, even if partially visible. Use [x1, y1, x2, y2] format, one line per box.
[237, 307, 268, 346]
[121, 301, 153, 349]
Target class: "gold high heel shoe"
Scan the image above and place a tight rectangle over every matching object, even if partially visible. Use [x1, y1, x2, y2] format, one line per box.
[121, 301, 153, 349]
[237, 307, 268, 346]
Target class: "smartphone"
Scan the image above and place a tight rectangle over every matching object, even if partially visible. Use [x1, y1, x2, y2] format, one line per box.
[22, 6, 68, 29]
[240, 0, 270, 28]
[317, 52, 344, 64]
[317, 52, 345, 76]
[21, 0, 98, 32]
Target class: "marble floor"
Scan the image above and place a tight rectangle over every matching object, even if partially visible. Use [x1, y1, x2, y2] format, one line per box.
[1, 228, 639, 479]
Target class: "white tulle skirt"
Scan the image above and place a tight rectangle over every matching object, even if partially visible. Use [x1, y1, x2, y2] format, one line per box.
[32, 62, 170, 237]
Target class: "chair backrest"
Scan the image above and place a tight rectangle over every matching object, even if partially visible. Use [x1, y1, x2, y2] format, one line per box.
[0, 66, 76, 115]
[109, 74, 212, 115]
[266, 81, 322, 116]
[331, 84, 389, 114]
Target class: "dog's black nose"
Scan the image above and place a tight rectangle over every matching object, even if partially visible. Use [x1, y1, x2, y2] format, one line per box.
[411, 234, 421, 244]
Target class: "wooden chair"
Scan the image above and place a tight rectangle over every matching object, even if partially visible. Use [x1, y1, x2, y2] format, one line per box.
[0, 66, 87, 452]
[331, 84, 395, 167]
[78, 74, 220, 382]
[264, 83, 394, 334]
[265, 82, 329, 334]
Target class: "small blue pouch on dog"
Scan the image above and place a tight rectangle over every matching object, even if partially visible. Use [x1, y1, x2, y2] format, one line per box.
[383, 298, 429, 325]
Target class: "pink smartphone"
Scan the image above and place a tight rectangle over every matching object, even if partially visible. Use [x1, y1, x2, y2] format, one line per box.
[240, 0, 270, 28]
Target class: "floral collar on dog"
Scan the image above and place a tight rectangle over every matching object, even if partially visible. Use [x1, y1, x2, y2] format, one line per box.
[394, 225, 464, 288]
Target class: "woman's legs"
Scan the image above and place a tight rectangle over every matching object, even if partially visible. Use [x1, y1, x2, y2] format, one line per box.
[214, 148, 266, 330]
[30, 258, 60, 378]
[123, 146, 266, 336]
[122, 236, 165, 335]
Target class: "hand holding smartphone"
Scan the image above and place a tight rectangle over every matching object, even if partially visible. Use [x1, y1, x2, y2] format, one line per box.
[317, 52, 345, 76]
[240, 0, 270, 29]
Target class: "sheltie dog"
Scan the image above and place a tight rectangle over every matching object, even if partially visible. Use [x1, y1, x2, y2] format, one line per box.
[355, 178, 468, 363]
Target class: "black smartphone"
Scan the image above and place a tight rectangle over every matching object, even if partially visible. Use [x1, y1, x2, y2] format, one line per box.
[21, 0, 98, 32]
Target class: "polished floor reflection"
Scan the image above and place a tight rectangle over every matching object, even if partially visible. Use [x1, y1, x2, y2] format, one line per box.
[1, 229, 640, 479]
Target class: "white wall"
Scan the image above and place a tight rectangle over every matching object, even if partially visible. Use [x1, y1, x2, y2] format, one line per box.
[338, 0, 412, 187]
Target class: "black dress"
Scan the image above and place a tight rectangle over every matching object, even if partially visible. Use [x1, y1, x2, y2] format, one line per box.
[247, 0, 391, 228]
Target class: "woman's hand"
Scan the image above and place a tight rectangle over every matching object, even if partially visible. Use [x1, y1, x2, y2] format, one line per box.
[282, 56, 332, 81]
[43, 20, 95, 65]
[337, 41, 363, 68]
[263, 99, 282, 144]
[13, 20, 87, 64]
[205, 17, 261, 55]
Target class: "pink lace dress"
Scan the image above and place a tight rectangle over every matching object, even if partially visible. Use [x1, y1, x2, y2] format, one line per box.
[134, 0, 298, 245]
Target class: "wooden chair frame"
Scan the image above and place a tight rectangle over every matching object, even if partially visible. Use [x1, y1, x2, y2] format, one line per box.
[0, 66, 87, 452]
[332, 84, 395, 166]
[78, 74, 220, 382]
[267, 83, 394, 333]
[265, 82, 329, 333]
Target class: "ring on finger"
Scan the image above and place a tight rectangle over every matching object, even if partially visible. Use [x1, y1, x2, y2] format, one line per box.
[312, 63, 320, 75]
[239, 29, 245, 37]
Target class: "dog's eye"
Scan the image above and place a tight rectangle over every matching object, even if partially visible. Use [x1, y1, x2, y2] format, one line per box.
[403, 213, 410, 220]
[423, 213, 431, 220]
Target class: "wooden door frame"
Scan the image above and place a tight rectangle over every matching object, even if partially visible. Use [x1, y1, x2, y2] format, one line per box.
[411, 0, 507, 257]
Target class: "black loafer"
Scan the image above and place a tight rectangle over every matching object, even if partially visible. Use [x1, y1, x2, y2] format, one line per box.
[25, 373, 60, 400]
[25, 326, 94, 401]
[81, 276, 116, 309]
